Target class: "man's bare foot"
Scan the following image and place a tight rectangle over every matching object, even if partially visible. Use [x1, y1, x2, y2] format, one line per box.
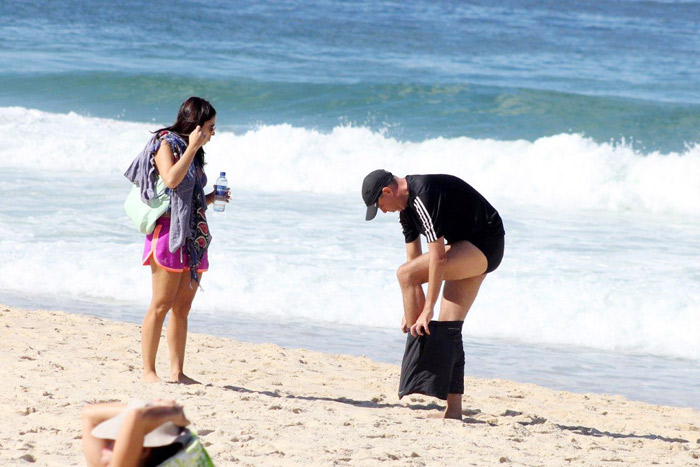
[143, 371, 161, 383]
[170, 373, 200, 385]
[444, 394, 463, 420]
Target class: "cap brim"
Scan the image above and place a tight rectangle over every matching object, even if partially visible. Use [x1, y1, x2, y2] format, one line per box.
[365, 204, 378, 221]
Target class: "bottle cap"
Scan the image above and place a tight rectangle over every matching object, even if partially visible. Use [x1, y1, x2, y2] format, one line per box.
[220, 171, 226, 177]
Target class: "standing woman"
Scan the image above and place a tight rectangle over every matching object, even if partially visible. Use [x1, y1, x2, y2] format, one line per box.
[125, 97, 228, 384]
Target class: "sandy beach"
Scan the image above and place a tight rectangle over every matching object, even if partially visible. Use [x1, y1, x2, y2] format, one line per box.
[1, 305, 698, 466]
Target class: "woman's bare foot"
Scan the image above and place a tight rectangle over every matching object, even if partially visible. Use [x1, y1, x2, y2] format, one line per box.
[170, 373, 200, 385]
[143, 371, 161, 383]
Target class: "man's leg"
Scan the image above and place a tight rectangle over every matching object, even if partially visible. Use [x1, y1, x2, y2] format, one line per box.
[396, 241, 489, 418]
[440, 274, 486, 321]
[397, 241, 487, 327]
[440, 274, 487, 419]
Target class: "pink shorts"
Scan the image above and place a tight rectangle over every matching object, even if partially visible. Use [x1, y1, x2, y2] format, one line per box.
[143, 217, 209, 273]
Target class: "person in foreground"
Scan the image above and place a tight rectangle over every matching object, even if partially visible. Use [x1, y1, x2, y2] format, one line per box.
[82, 399, 213, 467]
[362, 170, 505, 419]
[124, 97, 230, 384]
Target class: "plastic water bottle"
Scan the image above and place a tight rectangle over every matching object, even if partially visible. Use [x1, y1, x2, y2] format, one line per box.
[213, 172, 228, 212]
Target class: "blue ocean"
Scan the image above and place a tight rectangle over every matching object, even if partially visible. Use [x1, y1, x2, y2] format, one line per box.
[1, 0, 699, 409]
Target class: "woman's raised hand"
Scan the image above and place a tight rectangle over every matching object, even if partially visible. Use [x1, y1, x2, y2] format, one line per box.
[188, 125, 209, 148]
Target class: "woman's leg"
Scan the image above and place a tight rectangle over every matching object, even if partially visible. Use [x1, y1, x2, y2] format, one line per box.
[167, 271, 202, 384]
[142, 263, 182, 382]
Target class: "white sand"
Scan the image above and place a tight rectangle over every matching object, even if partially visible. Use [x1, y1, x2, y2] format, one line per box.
[1, 305, 699, 466]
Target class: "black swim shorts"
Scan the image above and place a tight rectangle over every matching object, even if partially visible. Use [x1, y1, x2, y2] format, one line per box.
[470, 235, 505, 274]
[398, 321, 465, 401]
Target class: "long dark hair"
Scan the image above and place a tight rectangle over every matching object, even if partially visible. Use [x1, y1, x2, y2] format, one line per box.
[155, 97, 216, 167]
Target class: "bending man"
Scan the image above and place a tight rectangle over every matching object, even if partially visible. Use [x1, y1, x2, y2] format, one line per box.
[362, 170, 505, 419]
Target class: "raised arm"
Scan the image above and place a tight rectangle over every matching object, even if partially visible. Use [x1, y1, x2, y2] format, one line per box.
[82, 402, 128, 467]
[109, 402, 190, 467]
[155, 126, 208, 189]
[82, 401, 190, 467]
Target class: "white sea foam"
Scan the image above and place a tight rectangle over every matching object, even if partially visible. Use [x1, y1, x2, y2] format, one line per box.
[1, 107, 699, 217]
[211, 125, 700, 218]
[1, 107, 699, 362]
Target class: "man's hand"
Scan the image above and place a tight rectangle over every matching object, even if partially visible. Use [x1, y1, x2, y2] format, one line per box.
[410, 309, 433, 337]
[401, 315, 408, 333]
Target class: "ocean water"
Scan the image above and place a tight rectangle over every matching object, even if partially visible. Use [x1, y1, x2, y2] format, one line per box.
[1, 0, 699, 409]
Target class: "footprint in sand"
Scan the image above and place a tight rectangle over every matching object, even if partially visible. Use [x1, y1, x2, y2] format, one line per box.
[19, 454, 36, 463]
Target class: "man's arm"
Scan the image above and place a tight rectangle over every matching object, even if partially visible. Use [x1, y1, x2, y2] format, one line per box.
[405, 238, 422, 261]
[410, 237, 446, 336]
[400, 238, 424, 333]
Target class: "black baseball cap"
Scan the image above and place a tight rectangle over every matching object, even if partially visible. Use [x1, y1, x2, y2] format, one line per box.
[362, 169, 394, 221]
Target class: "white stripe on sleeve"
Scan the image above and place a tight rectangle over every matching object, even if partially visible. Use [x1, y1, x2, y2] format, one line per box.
[414, 197, 437, 242]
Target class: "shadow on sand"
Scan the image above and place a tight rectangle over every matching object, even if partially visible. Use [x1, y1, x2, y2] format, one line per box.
[222, 384, 445, 412]
[556, 424, 689, 444]
[221, 384, 690, 443]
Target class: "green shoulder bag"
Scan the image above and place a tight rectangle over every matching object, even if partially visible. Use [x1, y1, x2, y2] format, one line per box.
[124, 177, 170, 234]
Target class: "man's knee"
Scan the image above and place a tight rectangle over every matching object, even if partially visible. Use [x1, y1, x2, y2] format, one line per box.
[397, 261, 420, 287]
